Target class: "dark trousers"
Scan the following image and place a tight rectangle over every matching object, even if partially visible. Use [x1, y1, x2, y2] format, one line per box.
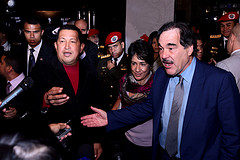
[122, 135, 152, 160]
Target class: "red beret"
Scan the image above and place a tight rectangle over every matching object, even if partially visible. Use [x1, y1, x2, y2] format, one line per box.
[105, 32, 122, 46]
[88, 29, 99, 37]
[218, 11, 239, 22]
[140, 34, 149, 42]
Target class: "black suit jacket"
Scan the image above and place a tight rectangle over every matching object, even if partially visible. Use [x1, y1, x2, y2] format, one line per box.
[84, 40, 99, 67]
[32, 56, 103, 145]
[13, 40, 55, 76]
[0, 76, 41, 133]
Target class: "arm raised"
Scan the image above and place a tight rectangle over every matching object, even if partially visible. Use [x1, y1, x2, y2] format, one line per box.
[81, 106, 108, 127]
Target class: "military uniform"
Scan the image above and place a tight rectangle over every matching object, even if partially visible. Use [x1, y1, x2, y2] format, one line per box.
[97, 53, 128, 110]
[203, 34, 230, 63]
[203, 11, 239, 64]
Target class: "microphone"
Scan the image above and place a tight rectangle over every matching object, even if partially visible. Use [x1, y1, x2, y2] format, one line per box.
[0, 77, 34, 109]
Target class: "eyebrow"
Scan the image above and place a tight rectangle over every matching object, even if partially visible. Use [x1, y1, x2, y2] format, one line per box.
[167, 43, 177, 46]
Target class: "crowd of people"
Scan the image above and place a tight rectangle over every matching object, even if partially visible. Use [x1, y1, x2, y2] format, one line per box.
[0, 10, 239, 160]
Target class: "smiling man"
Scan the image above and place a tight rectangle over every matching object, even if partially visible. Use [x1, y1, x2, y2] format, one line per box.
[81, 22, 240, 160]
[203, 11, 239, 64]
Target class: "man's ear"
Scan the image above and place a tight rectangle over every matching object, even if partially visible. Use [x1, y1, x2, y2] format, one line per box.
[6, 65, 13, 73]
[121, 42, 125, 49]
[80, 43, 85, 53]
[54, 42, 57, 50]
[186, 45, 193, 56]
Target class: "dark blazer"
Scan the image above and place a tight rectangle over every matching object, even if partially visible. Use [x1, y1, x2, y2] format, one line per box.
[107, 59, 240, 160]
[84, 40, 99, 67]
[32, 56, 103, 145]
[0, 76, 41, 133]
[13, 40, 55, 76]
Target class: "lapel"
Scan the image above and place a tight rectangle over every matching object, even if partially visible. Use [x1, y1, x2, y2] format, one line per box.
[154, 68, 169, 132]
[36, 41, 49, 65]
[52, 59, 75, 97]
[52, 59, 86, 99]
[182, 60, 205, 134]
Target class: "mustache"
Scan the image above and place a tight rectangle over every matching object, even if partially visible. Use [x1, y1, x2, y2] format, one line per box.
[162, 58, 174, 64]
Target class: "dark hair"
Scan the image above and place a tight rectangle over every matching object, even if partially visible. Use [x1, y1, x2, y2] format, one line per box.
[0, 133, 62, 160]
[3, 51, 23, 74]
[157, 22, 197, 55]
[194, 33, 202, 41]
[56, 25, 83, 44]
[127, 39, 154, 72]
[148, 31, 158, 46]
[23, 18, 43, 30]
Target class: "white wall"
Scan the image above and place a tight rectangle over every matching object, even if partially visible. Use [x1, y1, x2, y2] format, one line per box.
[125, 0, 175, 50]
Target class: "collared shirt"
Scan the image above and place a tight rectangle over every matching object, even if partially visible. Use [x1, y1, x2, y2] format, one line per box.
[80, 51, 87, 60]
[223, 37, 228, 49]
[27, 40, 42, 75]
[112, 52, 124, 66]
[231, 49, 240, 56]
[7, 73, 25, 93]
[2, 41, 11, 51]
[159, 57, 196, 158]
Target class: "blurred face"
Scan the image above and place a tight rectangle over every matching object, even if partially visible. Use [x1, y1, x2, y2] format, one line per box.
[75, 20, 88, 34]
[152, 37, 160, 60]
[0, 32, 6, 45]
[0, 55, 8, 78]
[54, 29, 84, 66]
[107, 41, 124, 58]
[131, 54, 150, 85]
[196, 40, 203, 60]
[159, 28, 193, 76]
[88, 34, 99, 45]
[220, 21, 235, 38]
[23, 23, 44, 48]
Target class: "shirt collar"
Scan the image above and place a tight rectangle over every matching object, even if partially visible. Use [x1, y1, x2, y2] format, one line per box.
[8, 73, 25, 91]
[231, 49, 240, 56]
[177, 57, 196, 84]
[28, 40, 42, 54]
[112, 52, 124, 65]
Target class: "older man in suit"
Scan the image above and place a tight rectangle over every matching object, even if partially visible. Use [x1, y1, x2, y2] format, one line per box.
[81, 22, 240, 160]
[216, 23, 240, 92]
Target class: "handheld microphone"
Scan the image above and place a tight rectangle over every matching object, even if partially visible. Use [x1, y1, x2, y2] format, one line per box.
[0, 77, 34, 109]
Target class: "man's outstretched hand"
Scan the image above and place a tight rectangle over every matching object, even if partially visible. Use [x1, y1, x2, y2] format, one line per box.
[81, 106, 108, 127]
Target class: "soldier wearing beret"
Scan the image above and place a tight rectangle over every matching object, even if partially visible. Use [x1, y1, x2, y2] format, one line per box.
[88, 29, 100, 45]
[97, 32, 128, 111]
[203, 11, 239, 65]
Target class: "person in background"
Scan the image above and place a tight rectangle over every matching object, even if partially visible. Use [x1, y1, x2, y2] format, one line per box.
[81, 22, 240, 160]
[0, 25, 11, 52]
[203, 11, 239, 64]
[216, 23, 240, 92]
[148, 31, 162, 72]
[75, 19, 99, 67]
[14, 17, 55, 77]
[111, 39, 154, 160]
[0, 132, 63, 160]
[88, 29, 100, 46]
[97, 31, 128, 110]
[0, 52, 24, 122]
[194, 33, 204, 61]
